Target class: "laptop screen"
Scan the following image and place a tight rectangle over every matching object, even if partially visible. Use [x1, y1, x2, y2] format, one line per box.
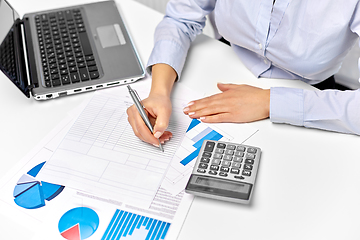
[0, 0, 30, 97]
[0, 0, 18, 43]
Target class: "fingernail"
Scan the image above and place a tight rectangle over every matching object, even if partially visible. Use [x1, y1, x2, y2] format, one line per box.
[164, 138, 169, 141]
[154, 131, 162, 138]
[200, 116, 206, 121]
[188, 112, 195, 116]
[153, 144, 159, 147]
[186, 102, 194, 107]
[183, 107, 189, 112]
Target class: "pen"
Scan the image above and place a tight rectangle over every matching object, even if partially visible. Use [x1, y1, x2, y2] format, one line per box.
[127, 85, 164, 152]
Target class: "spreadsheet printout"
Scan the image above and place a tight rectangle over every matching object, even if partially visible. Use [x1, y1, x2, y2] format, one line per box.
[0, 110, 194, 240]
[36, 81, 198, 208]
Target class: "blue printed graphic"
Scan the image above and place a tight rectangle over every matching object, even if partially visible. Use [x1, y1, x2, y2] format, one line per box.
[13, 161, 64, 209]
[102, 210, 171, 240]
[58, 207, 99, 240]
[180, 119, 223, 166]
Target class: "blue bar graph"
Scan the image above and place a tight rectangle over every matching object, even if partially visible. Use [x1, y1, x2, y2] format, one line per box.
[186, 119, 200, 132]
[180, 148, 201, 166]
[191, 127, 212, 142]
[101, 210, 171, 240]
[180, 119, 223, 166]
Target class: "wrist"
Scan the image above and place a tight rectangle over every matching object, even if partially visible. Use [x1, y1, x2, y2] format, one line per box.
[263, 89, 270, 118]
[150, 64, 177, 97]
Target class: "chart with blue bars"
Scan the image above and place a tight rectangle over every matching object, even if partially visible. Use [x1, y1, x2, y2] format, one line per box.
[102, 209, 171, 240]
[180, 119, 223, 166]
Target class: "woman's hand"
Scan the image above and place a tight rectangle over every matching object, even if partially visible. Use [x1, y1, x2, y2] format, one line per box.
[183, 83, 270, 123]
[127, 93, 173, 146]
[127, 63, 177, 147]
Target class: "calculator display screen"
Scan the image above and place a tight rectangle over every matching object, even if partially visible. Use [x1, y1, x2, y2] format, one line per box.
[186, 175, 253, 201]
[195, 177, 241, 191]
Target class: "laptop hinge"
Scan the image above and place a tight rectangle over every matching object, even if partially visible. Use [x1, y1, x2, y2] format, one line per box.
[22, 17, 39, 90]
[3, 18, 32, 98]
[19, 19, 35, 94]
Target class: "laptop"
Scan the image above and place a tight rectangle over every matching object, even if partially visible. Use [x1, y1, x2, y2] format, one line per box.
[0, 0, 145, 100]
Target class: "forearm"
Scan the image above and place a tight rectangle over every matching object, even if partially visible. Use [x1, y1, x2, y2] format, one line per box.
[150, 63, 177, 97]
[270, 87, 360, 135]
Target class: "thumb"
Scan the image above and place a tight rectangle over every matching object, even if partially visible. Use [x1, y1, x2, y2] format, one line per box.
[153, 110, 171, 138]
[217, 83, 239, 92]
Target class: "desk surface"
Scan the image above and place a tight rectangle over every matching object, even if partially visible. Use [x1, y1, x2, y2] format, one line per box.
[1, 0, 360, 239]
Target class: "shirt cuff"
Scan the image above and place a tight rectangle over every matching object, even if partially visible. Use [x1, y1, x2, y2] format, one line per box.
[146, 40, 187, 81]
[270, 87, 304, 126]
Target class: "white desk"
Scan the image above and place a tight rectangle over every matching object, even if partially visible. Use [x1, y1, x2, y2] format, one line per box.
[1, 0, 360, 239]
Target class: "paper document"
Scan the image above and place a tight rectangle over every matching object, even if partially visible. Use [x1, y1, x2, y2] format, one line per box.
[36, 81, 199, 208]
[0, 80, 195, 240]
[0, 118, 194, 240]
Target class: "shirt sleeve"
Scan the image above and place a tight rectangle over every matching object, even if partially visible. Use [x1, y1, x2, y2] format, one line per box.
[270, 3, 360, 136]
[270, 87, 360, 135]
[146, 0, 216, 79]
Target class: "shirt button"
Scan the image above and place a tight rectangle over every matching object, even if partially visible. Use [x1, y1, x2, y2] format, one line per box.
[258, 43, 262, 50]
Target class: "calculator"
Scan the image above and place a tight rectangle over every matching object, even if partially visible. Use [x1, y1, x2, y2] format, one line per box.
[185, 140, 261, 204]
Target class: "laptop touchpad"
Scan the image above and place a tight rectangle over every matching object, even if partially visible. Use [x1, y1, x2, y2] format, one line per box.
[97, 24, 126, 48]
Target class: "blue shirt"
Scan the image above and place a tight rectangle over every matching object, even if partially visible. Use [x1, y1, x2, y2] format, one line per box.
[147, 0, 360, 135]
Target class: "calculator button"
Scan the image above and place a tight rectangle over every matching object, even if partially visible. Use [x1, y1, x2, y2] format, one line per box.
[245, 153, 255, 160]
[242, 170, 252, 176]
[236, 146, 246, 152]
[245, 159, 254, 165]
[234, 175, 245, 180]
[219, 172, 228, 177]
[220, 166, 230, 172]
[235, 151, 244, 157]
[200, 157, 210, 163]
[226, 144, 236, 150]
[225, 149, 234, 155]
[204, 141, 215, 152]
[233, 157, 243, 163]
[247, 147, 257, 154]
[217, 143, 226, 149]
[215, 148, 224, 154]
[198, 163, 208, 169]
[213, 153, 223, 159]
[223, 155, 233, 161]
[244, 164, 253, 170]
[202, 152, 212, 158]
[232, 162, 241, 168]
[210, 165, 219, 171]
[212, 159, 221, 165]
[230, 168, 240, 174]
[222, 160, 231, 167]
[209, 170, 218, 175]
[197, 169, 206, 173]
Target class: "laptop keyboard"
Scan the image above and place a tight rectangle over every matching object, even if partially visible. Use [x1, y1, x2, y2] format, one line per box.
[35, 9, 100, 88]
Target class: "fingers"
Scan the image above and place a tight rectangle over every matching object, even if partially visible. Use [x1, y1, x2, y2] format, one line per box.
[127, 100, 173, 147]
[127, 105, 159, 146]
[183, 93, 228, 119]
[199, 112, 233, 123]
[217, 83, 239, 92]
[183, 84, 270, 124]
[152, 107, 172, 139]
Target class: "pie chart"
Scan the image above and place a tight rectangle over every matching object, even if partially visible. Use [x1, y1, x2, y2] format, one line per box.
[58, 207, 99, 240]
[13, 161, 64, 209]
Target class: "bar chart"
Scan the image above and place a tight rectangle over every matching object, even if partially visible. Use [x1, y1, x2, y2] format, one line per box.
[180, 119, 223, 166]
[102, 209, 171, 240]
